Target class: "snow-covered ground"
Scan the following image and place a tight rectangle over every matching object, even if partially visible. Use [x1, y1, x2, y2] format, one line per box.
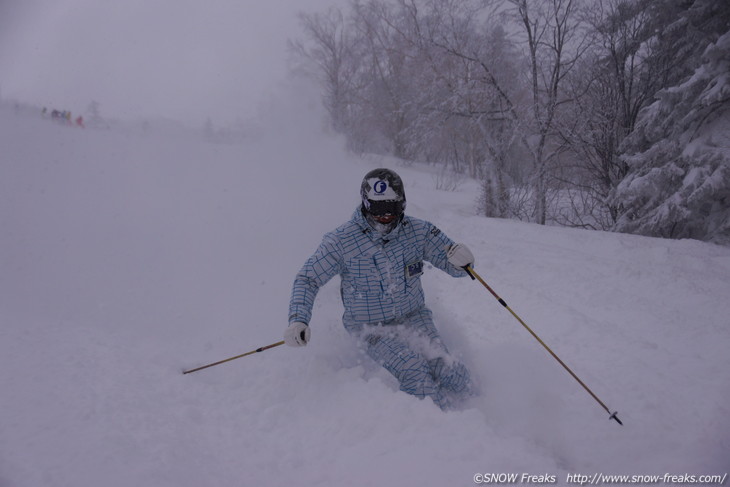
[1, 100, 729, 487]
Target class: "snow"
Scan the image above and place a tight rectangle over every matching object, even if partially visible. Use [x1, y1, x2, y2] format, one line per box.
[1, 100, 729, 486]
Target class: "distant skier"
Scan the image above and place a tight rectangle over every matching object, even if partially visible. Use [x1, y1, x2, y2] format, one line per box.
[285, 168, 475, 410]
[75, 116, 84, 128]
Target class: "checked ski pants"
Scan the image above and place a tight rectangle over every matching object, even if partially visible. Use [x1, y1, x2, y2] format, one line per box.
[358, 308, 471, 410]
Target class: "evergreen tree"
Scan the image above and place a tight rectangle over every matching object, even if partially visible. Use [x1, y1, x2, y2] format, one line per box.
[611, 26, 730, 244]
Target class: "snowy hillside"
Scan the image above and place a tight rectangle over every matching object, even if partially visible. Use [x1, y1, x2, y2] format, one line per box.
[1, 102, 729, 486]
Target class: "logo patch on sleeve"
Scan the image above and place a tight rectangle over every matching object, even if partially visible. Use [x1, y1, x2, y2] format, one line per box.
[405, 260, 423, 278]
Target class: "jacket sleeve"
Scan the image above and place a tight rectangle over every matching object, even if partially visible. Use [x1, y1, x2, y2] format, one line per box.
[422, 222, 469, 278]
[288, 233, 343, 325]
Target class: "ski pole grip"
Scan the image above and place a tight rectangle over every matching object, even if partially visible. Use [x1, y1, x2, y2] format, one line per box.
[463, 265, 476, 280]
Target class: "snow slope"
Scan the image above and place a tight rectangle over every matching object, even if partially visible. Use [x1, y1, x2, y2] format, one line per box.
[1, 100, 729, 487]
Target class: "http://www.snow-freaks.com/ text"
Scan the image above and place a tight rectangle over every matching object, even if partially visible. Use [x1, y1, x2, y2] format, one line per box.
[473, 472, 728, 485]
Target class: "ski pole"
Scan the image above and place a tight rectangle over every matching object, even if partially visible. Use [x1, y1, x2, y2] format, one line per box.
[182, 340, 285, 375]
[464, 265, 623, 425]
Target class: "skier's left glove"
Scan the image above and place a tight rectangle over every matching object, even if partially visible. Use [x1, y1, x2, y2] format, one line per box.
[447, 243, 475, 269]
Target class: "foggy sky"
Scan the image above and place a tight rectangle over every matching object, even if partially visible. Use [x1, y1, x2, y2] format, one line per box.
[0, 0, 336, 125]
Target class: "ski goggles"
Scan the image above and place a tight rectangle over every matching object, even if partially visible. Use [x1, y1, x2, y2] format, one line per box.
[365, 199, 404, 217]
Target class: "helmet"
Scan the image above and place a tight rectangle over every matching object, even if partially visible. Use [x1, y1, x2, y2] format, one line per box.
[360, 168, 406, 222]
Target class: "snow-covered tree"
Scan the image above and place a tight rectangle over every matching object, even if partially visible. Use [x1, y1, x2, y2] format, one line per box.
[611, 30, 730, 244]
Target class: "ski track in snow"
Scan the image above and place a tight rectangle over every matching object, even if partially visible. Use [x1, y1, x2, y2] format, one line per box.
[1, 105, 729, 486]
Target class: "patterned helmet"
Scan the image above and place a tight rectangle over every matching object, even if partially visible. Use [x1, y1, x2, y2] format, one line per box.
[360, 168, 406, 218]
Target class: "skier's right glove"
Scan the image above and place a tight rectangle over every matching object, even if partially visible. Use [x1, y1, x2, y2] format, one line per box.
[284, 322, 311, 347]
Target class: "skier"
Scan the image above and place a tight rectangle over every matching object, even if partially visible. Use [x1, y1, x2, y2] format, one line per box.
[285, 168, 475, 410]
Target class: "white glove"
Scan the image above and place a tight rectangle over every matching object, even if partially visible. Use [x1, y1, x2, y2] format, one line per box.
[284, 322, 310, 347]
[447, 243, 474, 268]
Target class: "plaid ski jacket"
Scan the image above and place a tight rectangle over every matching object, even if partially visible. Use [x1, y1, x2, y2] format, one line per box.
[289, 208, 467, 332]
